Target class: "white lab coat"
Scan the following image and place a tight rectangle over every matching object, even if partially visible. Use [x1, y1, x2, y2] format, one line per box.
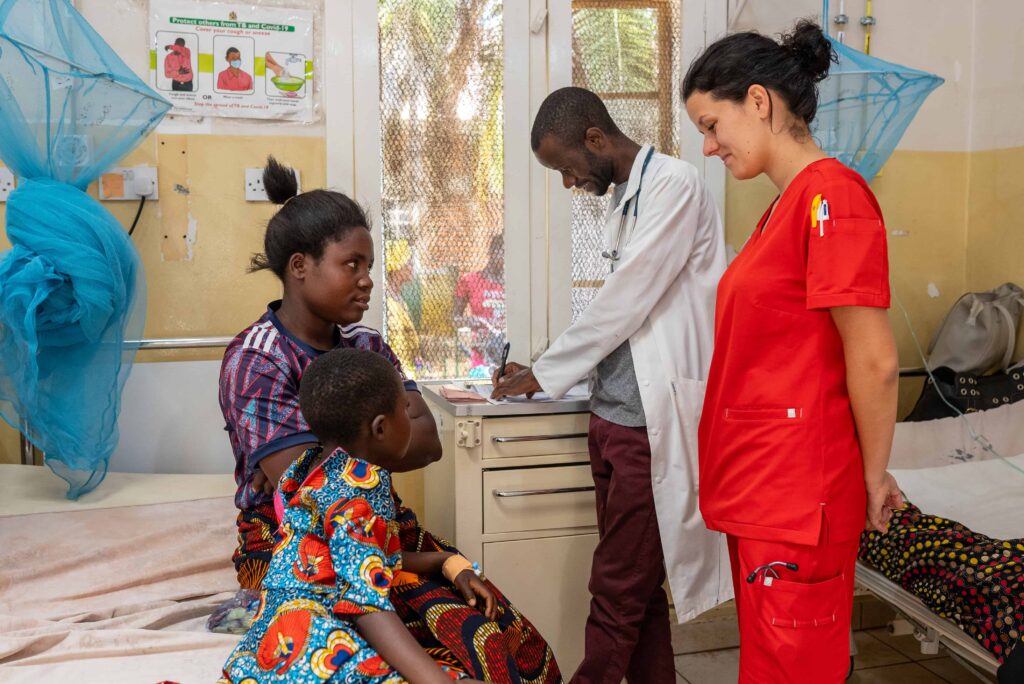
[533, 145, 733, 622]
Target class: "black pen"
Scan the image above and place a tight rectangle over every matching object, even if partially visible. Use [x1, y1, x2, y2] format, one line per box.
[498, 341, 510, 380]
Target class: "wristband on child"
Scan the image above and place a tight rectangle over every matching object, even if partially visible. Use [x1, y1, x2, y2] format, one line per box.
[441, 555, 481, 583]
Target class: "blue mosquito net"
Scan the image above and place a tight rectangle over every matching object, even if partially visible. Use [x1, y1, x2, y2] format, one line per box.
[0, 0, 170, 497]
[812, 4, 944, 181]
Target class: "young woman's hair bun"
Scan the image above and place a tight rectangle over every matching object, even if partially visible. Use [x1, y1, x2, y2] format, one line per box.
[262, 155, 299, 206]
[781, 19, 835, 83]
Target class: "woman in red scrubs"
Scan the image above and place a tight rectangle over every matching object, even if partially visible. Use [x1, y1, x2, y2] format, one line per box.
[683, 20, 904, 683]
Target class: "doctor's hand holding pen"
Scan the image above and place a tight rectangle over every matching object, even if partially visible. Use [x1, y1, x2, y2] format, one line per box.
[491, 361, 542, 400]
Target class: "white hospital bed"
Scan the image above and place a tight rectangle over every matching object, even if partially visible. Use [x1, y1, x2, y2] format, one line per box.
[0, 464, 241, 683]
[1, 358, 241, 683]
[854, 402, 1024, 681]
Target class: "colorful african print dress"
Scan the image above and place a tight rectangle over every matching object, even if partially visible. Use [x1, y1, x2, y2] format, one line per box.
[220, 447, 464, 683]
[859, 501, 1023, 665]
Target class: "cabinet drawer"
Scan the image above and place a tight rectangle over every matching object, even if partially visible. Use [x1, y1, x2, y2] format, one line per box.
[483, 464, 596, 534]
[483, 533, 598, 675]
[482, 413, 590, 460]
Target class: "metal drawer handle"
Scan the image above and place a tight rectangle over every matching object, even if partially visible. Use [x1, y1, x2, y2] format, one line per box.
[493, 486, 596, 498]
[491, 432, 588, 443]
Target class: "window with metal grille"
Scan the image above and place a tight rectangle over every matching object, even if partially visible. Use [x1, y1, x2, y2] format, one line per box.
[570, 0, 681, 322]
[378, 0, 505, 380]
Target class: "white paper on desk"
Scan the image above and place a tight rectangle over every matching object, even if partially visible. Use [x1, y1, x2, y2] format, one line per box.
[472, 381, 589, 403]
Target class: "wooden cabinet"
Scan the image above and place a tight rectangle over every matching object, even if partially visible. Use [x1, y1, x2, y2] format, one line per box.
[422, 386, 596, 676]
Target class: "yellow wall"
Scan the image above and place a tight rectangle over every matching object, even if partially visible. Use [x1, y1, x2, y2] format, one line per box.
[0, 135, 425, 513]
[724, 150, 972, 417]
[966, 147, 1024, 290]
[965, 146, 1024, 363]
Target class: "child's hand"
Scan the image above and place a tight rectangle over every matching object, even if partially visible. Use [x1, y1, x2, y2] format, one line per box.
[453, 570, 498, 621]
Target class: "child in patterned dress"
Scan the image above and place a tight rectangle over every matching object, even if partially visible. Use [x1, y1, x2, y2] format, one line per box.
[220, 348, 489, 683]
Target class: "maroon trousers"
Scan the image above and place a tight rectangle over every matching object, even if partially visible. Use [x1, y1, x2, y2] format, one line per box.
[570, 414, 676, 684]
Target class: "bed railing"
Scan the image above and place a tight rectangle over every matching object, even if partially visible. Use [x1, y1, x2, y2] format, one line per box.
[18, 335, 235, 465]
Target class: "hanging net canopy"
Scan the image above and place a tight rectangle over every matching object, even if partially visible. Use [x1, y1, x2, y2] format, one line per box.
[0, 0, 170, 498]
[811, 1, 944, 182]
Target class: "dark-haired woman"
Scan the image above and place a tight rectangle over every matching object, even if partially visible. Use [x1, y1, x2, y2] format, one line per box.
[683, 21, 903, 682]
[218, 157, 561, 683]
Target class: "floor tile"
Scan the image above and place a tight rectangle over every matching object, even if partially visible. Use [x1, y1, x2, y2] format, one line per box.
[866, 627, 946, 661]
[860, 596, 899, 630]
[847, 662, 949, 683]
[675, 672, 689, 684]
[853, 629, 912, 670]
[674, 648, 740, 684]
[670, 617, 740, 655]
[919, 656, 995, 683]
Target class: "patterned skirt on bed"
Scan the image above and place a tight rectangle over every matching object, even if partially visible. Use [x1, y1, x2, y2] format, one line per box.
[858, 501, 1023, 663]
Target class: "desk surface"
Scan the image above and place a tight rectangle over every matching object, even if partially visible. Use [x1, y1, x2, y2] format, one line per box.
[421, 382, 591, 417]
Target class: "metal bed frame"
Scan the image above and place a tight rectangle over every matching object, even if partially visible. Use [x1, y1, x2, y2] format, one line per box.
[17, 335, 233, 465]
[855, 563, 999, 680]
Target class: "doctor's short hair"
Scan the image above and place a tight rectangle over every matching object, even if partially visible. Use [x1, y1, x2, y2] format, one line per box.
[249, 156, 370, 280]
[531, 87, 623, 151]
[299, 348, 403, 443]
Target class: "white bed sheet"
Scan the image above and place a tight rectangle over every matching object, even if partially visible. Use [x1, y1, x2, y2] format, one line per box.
[0, 464, 242, 683]
[890, 453, 1024, 540]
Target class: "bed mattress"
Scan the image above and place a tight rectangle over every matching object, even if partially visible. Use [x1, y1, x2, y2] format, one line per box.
[0, 464, 241, 683]
[889, 453, 1024, 540]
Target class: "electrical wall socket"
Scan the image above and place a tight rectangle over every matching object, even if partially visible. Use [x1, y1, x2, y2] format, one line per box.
[99, 165, 159, 200]
[246, 167, 300, 202]
[0, 167, 14, 202]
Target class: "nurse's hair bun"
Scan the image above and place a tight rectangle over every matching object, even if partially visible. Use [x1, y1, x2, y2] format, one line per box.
[781, 20, 834, 83]
[262, 155, 299, 205]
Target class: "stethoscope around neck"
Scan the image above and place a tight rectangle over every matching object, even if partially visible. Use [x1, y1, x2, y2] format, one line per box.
[601, 146, 656, 263]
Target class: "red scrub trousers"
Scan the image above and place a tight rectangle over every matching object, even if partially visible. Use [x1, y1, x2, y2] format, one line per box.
[728, 530, 858, 683]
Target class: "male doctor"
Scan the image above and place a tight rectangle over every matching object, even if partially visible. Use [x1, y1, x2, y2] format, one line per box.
[493, 87, 729, 683]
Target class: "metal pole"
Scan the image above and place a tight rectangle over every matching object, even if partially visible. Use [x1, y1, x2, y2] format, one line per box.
[130, 336, 235, 349]
[16, 336, 234, 464]
[19, 420, 36, 466]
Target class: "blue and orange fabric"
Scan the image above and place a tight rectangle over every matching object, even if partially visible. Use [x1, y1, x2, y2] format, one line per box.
[220, 301, 416, 587]
[219, 446, 464, 683]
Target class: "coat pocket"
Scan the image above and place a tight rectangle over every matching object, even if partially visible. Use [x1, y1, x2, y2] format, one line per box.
[671, 377, 706, 490]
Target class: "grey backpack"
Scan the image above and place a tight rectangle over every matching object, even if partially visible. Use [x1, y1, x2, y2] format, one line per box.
[927, 282, 1024, 374]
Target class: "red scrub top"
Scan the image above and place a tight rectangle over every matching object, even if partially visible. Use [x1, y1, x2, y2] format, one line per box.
[698, 158, 889, 546]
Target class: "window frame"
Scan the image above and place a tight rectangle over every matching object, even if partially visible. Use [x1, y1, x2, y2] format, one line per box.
[325, 0, 724, 377]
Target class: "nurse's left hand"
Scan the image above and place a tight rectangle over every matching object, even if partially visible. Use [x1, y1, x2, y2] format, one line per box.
[491, 365, 541, 400]
[865, 471, 904, 534]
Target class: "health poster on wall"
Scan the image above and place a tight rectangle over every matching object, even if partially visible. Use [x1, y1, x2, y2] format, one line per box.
[150, 1, 314, 121]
